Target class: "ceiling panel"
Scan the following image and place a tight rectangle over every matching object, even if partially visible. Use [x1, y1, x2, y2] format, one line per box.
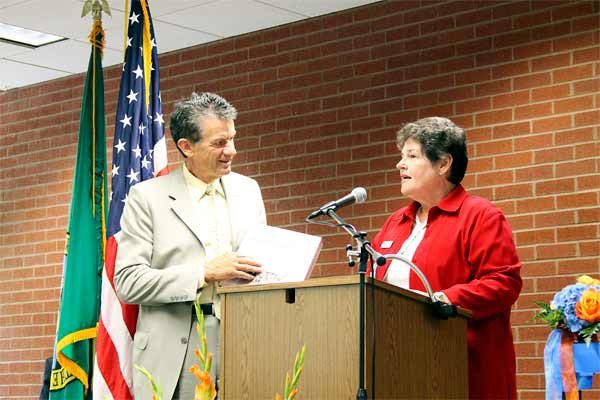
[157, 0, 304, 38]
[0, 40, 30, 57]
[152, 20, 219, 55]
[7, 38, 122, 72]
[0, 58, 69, 90]
[261, 0, 377, 17]
[94, 0, 218, 18]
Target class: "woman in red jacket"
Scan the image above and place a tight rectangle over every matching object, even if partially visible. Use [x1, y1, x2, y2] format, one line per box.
[372, 117, 522, 399]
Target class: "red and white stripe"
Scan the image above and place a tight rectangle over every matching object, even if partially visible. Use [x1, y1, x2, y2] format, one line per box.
[93, 145, 168, 400]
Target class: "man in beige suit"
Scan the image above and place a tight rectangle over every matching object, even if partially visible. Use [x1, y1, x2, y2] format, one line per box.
[114, 92, 265, 400]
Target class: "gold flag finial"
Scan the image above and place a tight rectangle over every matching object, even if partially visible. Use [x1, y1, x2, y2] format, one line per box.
[82, 0, 112, 20]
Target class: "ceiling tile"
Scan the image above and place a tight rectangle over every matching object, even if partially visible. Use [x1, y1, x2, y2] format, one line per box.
[95, 0, 218, 18]
[0, 0, 28, 8]
[7, 38, 122, 73]
[152, 20, 219, 54]
[0, 40, 30, 57]
[0, 0, 87, 40]
[158, 0, 305, 38]
[0, 58, 69, 90]
[261, 0, 378, 17]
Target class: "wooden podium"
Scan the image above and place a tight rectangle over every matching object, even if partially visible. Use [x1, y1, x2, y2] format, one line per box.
[218, 275, 469, 399]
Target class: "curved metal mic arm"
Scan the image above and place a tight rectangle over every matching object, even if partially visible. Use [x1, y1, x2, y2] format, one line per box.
[380, 254, 435, 301]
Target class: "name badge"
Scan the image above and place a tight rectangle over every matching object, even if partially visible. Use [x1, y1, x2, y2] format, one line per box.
[381, 240, 394, 249]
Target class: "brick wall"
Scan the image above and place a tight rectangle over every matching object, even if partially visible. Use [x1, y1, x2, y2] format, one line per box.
[0, 0, 598, 398]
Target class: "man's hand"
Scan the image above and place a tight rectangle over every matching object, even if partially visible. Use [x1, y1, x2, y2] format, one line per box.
[204, 252, 262, 282]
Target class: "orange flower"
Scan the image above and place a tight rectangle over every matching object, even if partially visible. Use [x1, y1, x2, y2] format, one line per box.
[576, 288, 600, 322]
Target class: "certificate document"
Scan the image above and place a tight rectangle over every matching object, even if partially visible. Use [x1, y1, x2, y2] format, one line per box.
[225, 224, 322, 286]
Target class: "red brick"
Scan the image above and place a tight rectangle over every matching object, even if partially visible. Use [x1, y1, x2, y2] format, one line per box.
[476, 48, 513, 67]
[535, 178, 575, 195]
[557, 192, 598, 209]
[475, 109, 513, 126]
[574, 110, 600, 127]
[532, 84, 571, 102]
[492, 61, 531, 79]
[574, 46, 600, 64]
[492, 90, 530, 108]
[537, 243, 577, 260]
[477, 169, 514, 187]
[574, 78, 600, 95]
[534, 210, 576, 228]
[495, 183, 533, 200]
[515, 103, 553, 120]
[531, 53, 570, 72]
[534, 145, 573, 163]
[493, 122, 531, 139]
[553, 64, 594, 83]
[531, 115, 573, 135]
[513, 10, 552, 30]
[475, 79, 511, 96]
[516, 228, 556, 246]
[532, 21, 572, 41]
[557, 257, 600, 274]
[556, 159, 596, 177]
[580, 241, 599, 257]
[495, 152, 533, 168]
[557, 225, 598, 242]
[554, 95, 595, 114]
[578, 208, 600, 224]
[455, 98, 491, 115]
[551, 2, 595, 21]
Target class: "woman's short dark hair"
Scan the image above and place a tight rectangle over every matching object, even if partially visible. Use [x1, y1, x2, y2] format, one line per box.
[396, 117, 468, 185]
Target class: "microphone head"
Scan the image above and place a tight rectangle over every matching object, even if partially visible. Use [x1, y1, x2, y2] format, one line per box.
[352, 187, 367, 204]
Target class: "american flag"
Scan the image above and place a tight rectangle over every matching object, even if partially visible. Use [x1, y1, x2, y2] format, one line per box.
[94, 0, 168, 398]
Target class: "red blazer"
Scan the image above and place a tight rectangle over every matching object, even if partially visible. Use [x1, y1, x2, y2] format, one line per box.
[372, 185, 522, 399]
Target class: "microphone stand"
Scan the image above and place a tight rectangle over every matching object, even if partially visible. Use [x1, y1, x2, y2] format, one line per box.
[312, 209, 458, 399]
[325, 209, 385, 400]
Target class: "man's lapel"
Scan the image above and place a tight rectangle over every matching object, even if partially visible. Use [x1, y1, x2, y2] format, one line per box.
[168, 167, 210, 246]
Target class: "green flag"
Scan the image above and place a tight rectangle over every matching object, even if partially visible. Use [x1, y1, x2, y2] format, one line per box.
[50, 18, 107, 400]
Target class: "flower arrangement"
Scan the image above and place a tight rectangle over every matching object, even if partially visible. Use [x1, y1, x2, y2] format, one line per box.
[537, 275, 600, 400]
[535, 275, 600, 344]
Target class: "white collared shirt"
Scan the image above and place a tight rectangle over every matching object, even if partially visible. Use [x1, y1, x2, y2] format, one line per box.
[384, 214, 427, 288]
[182, 163, 233, 306]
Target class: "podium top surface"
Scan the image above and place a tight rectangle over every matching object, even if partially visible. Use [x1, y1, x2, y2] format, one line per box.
[217, 274, 471, 318]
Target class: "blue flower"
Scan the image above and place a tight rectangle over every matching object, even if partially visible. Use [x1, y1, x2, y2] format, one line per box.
[551, 283, 600, 333]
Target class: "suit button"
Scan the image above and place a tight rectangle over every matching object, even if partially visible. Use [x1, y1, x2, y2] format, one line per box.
[181, 337, 188, 344]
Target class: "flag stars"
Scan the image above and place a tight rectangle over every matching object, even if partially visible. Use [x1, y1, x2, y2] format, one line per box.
[120, 114, 132, 128]
[150, 38, 157, 48]
[114, 139, 127, 153]
[121, 193, 128, 204]
[129, 12, 139, 25]
[127, 169, 140, 183]
[133, 65, 143, 79]
[138, 123, 146, 135]
[132, 146, 142, 158]
[126, 90, 139, 104]
[154, 113, 164, 125]
[141, 157, 151, 170]
[111, 164, 120, 177]
[126, 36, 132, 47]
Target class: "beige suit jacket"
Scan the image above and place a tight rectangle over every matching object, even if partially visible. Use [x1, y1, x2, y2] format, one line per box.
[114, 167, 266, 400]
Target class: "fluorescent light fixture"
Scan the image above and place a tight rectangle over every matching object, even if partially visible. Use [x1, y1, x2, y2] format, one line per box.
[0, 22, 65, 48]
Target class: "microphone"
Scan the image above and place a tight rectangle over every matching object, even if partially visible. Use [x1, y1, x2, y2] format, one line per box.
[307, 187, 367, 220]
